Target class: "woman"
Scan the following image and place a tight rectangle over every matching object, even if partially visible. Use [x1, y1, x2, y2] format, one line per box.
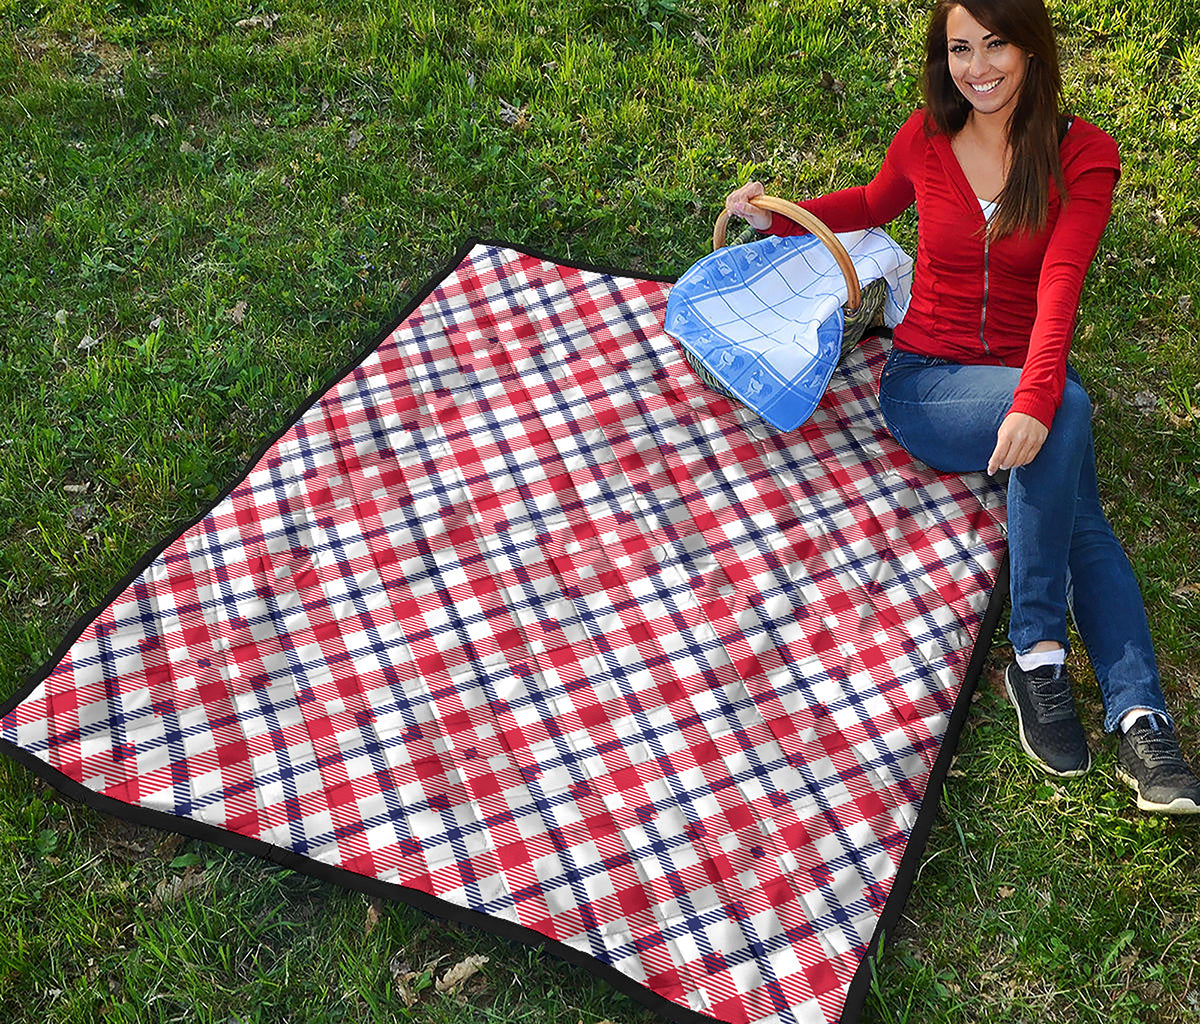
[725, 0, 1199, 814]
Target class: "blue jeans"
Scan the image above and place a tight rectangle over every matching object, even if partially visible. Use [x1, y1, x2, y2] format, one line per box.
[878, 349, 1168, 733]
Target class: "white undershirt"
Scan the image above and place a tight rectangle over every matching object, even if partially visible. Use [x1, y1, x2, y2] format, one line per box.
[979, 197, 998, 221]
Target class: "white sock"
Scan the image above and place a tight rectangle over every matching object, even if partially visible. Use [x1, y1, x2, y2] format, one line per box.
[1120, 709, 1165, 733]
[1015, 648, 1066, 673]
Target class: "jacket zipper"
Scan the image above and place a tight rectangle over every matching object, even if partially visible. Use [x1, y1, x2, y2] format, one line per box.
[979, 227, 991, 357]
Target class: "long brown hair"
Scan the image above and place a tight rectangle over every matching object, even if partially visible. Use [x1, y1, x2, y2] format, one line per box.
[922, 0, 1068, 238]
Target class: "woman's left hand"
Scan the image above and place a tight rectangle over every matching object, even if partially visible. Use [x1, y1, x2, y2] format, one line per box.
[987, 412, 1049, 475]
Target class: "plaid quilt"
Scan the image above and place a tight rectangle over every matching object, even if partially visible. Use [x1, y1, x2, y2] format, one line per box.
[1, 242, 1007, 1024]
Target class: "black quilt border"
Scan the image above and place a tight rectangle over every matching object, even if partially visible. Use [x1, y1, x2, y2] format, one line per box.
[1, 237, 1006, 1024]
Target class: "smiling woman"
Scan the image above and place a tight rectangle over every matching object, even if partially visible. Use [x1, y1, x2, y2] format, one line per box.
[725, 0, 1200, 816]
[923, 0, 1065, 239]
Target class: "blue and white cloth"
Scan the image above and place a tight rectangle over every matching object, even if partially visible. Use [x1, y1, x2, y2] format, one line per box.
[665, 230, 914, 431]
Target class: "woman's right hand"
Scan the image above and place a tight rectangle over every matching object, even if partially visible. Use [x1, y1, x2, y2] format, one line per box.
[725, 181, 773, 232]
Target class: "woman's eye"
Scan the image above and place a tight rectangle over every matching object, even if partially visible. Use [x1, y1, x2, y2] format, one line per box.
[949, 44, 968, 53]
[988, 39, 1008, 48]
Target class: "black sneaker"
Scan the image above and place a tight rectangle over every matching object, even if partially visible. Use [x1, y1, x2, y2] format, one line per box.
[1004, 662, 1092, 777]
[1116, 716, 1200, 815]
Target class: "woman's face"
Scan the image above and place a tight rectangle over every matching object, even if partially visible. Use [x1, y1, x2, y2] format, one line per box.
[945, 5, 1030, 121]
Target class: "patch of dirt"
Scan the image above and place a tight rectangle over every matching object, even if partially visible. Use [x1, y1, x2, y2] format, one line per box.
[14, 28, 137, 81]
[92, 812, 161, 863]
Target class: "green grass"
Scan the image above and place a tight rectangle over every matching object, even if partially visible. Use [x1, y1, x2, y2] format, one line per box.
[2, 0, 1199, 1021]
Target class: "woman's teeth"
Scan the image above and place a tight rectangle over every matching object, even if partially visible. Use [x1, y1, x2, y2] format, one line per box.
[971, 80, 1000, 93]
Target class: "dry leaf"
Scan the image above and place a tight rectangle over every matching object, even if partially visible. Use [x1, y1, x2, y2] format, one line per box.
[388, 953, 421, 1007]
[347, 129, 364, 151]
[63, 483, 89, 494]
[997, 886, 1016, 899]
[227, 300, 248, 324]
[77, 333, 100, 350]
[107, 838, 150, 861]
[150, 113, 168, 128]
[435, 954, 488, 993]
[55, 308, 69, 325]
[394, 974, 420, 1007]
[179, 140, 196, 154]
[365, 897, 383, 935]
[236, 12, 279, 30]
[152, 867, 207, 907]
[498, 98, 527, 127]
[149, 316, 164, 331]
[156, 833, 184, 859]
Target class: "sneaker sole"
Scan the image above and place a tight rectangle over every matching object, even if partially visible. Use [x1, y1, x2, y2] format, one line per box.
[1115, 765, 1200, 815]
[1004, 667, 1092, 778]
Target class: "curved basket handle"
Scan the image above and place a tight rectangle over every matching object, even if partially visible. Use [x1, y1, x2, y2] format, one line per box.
[713, 195, 862, 312]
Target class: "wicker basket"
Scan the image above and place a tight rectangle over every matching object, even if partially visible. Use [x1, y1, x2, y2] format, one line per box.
[682, 195, 887, 401]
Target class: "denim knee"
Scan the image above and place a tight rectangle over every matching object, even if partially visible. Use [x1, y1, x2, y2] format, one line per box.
[1040, 380, 1092, 458]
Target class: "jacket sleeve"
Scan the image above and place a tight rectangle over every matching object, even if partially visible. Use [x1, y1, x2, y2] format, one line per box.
[1008, 133, 1121, 427]
[766, 111, 921, 236]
